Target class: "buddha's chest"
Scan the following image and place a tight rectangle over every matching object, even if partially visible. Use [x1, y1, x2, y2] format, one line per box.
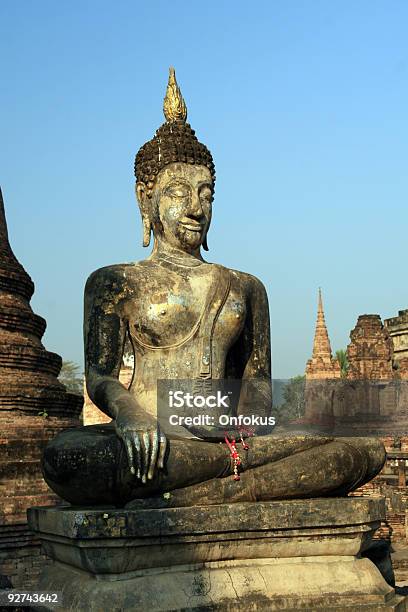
[126, 268, 246, 349]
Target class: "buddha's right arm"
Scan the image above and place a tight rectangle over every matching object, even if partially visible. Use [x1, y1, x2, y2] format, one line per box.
[84, 267, 167, 481]
[84, 267, 133, 419]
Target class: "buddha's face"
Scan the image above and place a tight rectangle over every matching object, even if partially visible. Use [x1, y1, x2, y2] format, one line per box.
[137, 163, 213, 253]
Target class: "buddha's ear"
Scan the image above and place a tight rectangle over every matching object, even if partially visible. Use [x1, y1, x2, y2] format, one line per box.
[203, 211, 212, 251]
[135, 181, 147, 207]
[135, 182, 152, 247]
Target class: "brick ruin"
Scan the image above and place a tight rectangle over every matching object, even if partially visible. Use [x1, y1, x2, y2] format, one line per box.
[350, 436, 408, 582]
[0, 189, 83, 588]
[332, 314, 403, 429]
[347, 315, 395, 380]
[385, 310, 408, 363]
[304, 299, 407, 384]
[385, 309, 408, 380]
[304, 293, 408, 581]
[304, 295, 408, 429]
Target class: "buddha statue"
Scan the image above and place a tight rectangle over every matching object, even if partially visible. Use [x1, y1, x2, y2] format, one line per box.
[42, 69, 385, 507]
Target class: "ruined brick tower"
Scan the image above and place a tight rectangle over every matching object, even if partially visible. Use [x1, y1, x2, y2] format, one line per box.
[385, 310, 408, 363]
[346, 315, 394, 380]
[384, 309, 408, 379]
[306, 289, 341, 380]
[0, 189, 82, 587]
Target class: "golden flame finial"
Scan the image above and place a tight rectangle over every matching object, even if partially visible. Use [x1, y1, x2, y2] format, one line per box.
[163, 67, 187, 123]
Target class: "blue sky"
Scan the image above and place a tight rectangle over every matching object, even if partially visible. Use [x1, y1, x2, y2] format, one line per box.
[1, 1, 407, 378]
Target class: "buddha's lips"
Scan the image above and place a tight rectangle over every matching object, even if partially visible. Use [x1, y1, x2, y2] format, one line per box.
[179, 219, 203, 232]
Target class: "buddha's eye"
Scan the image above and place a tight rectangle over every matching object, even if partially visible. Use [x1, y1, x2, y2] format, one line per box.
[165, 183, 190, 199]
[200, 188, 213, 203]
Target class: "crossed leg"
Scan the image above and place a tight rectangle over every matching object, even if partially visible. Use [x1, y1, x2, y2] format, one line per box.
[42, 424, 385, 506]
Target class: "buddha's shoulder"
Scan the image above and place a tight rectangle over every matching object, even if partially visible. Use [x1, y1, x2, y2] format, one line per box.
[226, 266, 268, 295]
[85, 261, 157, 291]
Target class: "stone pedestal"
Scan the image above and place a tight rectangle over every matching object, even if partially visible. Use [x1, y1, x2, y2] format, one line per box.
[28, 497, 406, 611]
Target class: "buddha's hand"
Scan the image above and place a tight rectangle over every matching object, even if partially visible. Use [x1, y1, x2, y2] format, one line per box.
[114, 406, 167, 483]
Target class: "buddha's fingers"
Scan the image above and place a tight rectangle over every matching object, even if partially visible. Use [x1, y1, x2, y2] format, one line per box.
[158, 435, 167, 469]
[141, 432, 150, 483]
[148, 431, 159, 480]
[133, 433, 142, 480]
[121, 431, 142, 480]
[123, 437, 136, 476]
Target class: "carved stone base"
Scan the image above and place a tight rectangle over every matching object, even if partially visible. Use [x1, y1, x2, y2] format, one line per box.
[27, 498, 406, 611]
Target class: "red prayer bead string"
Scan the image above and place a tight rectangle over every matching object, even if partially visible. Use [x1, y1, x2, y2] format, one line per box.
[224, 430, 251, 481]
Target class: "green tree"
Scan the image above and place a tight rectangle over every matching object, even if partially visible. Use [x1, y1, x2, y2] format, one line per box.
[273, 375, 306, 422]
[58, 360, 84, 395]
[335, 349, 349, 378]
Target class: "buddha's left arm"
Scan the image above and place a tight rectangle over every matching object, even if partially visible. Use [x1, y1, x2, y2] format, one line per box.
[231, 274, 273, 428]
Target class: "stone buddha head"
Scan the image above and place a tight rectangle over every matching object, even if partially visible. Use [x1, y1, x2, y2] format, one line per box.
[134, 68, 215, 255]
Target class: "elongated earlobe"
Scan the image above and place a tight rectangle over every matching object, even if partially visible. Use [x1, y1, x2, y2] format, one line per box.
[136, 182, 152, 247]
[142, 217, 152, 247]
[203, 234, 209, 251]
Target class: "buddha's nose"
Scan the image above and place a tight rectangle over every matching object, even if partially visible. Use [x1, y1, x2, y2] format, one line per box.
[189, 192, 204, 219]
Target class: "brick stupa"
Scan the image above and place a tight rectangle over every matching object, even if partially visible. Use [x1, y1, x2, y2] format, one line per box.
[0, 188, 82, 588]
[306, 289, 341, 380]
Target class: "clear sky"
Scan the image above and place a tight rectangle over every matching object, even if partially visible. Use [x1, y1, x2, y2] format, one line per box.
[1, 1, 407, 378]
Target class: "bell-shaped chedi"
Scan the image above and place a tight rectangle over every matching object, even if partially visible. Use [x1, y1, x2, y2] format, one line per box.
[306, 289, 341, 380]
[0, 188, 82, 415]
[0, 188, 82, 589]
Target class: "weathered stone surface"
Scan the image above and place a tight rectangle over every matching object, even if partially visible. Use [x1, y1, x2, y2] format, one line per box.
[28, 497, 385, 539]
[362, 539, 395, 586]
[28, 498, 406, 611]
[41, 430, 386, 506]
[35, 557, 407, 611]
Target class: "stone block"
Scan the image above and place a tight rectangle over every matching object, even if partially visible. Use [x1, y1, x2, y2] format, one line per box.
[28, 497, 407, 610]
